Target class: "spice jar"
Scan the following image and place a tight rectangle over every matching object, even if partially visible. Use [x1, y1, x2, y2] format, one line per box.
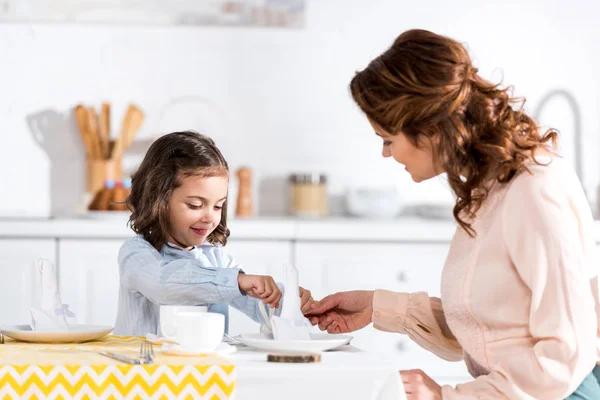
[289, 173, 328, 217]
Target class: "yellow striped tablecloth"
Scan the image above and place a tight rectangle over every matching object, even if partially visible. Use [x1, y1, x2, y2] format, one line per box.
[0, 335, 235, 399]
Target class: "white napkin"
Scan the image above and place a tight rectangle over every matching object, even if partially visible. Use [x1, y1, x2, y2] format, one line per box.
[28, 258, 74, 331]
[270, 264, 311, 341]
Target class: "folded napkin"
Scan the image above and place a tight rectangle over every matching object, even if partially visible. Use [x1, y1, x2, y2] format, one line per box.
[28, 258, 74, 331]
[270, 264, 311, 341]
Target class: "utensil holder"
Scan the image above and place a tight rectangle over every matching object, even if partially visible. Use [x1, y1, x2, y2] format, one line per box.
[86, 157, 122, 195]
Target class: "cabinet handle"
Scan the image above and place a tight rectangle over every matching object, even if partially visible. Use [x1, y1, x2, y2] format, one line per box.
[397, 271, 408, 283]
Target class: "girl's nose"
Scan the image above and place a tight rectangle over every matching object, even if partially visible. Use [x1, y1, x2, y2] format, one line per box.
[199, 209, 215, 224]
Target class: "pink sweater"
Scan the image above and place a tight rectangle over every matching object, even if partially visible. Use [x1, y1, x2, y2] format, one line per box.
[372, 157, 600, 399]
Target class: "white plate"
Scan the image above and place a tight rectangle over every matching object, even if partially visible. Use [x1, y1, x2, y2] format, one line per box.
[160, 342, 237, 357]
[0, 325, 113, 343]
[236, 333, 352, 353]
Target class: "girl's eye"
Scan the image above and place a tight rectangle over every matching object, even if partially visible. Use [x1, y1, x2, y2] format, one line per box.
[383, 140, 392, 147]
[214, 206, 223, 211]
[187, 204, 202, 210]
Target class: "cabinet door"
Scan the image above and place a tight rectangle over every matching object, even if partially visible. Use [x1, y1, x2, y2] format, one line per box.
[59, 239, 122, 327]
[0, 239, 56, 325]
[295, 242, 448, 299]
[224, 240, 293, 336]
[295, 241, 469, 379]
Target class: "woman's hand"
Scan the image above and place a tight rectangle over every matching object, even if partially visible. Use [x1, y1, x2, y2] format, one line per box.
[238, 274, 282, 308]
[305, 290, 374, 333]
[400, 369, 442, 400]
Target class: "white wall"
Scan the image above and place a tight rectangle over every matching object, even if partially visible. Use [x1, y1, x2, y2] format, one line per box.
[1, 0, 599, 217]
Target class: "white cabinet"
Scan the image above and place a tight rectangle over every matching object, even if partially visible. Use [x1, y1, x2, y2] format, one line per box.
[224, 240, 293, 336]
[59, 239, 122, 327]
[295, 241, 448, 302]
[295, 241, 469, 379]
[0, 239, 56, 325]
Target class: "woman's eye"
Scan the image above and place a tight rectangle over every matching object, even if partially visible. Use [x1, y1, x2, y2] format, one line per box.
[214, 206, 223, 211]
[383, 141, 392, 146]
[187, 204, 202, 210]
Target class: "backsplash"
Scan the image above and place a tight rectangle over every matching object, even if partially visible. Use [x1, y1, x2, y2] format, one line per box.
[0, 0, 599, 217]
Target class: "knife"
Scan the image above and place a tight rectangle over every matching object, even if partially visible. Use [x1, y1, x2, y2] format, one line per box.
[98, 351, 141, 364]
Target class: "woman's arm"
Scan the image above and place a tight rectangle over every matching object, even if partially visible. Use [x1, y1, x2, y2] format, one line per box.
[372, 290, 463, 362]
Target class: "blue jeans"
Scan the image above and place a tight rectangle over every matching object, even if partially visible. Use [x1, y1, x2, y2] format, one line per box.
[565, 365, 600, 399]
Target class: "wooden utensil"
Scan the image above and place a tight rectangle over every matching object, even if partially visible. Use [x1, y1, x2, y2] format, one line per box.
[110, 113, 129, 162]
[87, 107, 102, 160]
[123, 104, 144, 149]
[111, 103, 144, 160]
[99, 103, 111, 159]
[74, 105, 92, 157]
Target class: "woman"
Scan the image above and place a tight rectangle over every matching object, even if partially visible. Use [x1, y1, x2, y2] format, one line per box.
[308, 29, 600, 399]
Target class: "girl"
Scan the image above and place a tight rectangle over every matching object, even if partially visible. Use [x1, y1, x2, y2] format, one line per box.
[308, 29, 600, 399]
[114, 131, 313, 336]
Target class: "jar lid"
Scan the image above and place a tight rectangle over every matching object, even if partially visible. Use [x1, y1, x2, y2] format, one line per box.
[289, 173, 327, 184]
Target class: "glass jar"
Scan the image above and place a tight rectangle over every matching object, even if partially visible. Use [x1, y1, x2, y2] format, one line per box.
[289, 173, 328, 217]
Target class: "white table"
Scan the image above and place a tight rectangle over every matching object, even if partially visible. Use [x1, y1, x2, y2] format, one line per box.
[229, 345, 406, 400]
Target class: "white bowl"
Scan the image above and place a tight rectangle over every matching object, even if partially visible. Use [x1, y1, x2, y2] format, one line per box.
[346, 187, 403, 218]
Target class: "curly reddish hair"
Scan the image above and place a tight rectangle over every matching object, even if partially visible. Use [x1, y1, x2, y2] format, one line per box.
[350, 29, 557, 236]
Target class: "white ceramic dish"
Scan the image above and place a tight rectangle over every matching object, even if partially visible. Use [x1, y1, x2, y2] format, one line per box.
[0, 324, 113, 343]
[346, 187, 402, 218]
[236, 332, 352, 353]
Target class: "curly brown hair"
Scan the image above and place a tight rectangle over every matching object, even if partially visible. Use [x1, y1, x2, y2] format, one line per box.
[127, 131, 230, 250]
[350, 29, 558, 236]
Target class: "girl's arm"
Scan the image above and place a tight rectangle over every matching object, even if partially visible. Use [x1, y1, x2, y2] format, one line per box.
[219, 251, 283, 323]
[118, 236, 245, 305]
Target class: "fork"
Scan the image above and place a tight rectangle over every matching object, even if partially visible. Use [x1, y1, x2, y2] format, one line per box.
[140, 340, 154, 364]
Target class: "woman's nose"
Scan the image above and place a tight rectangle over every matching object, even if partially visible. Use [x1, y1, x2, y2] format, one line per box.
[382, 146, 391, 158]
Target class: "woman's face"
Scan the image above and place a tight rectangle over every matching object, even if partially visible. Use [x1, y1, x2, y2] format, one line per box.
[369, 119, 441, 183]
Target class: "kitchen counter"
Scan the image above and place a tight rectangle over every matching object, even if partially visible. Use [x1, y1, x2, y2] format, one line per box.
[2, 216, 600, 242]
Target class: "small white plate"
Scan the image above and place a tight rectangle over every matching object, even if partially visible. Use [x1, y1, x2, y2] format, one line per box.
[0, 325, 113, 343]
[160, 342, 237, 357]
[236, 333, 352, 353]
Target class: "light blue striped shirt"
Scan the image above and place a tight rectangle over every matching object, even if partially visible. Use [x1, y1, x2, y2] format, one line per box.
[114, 235, 280, 335]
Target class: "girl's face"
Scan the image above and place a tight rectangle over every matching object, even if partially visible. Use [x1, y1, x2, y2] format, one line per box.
[166, 174, 228, 249]
[369, 119, 441, 182]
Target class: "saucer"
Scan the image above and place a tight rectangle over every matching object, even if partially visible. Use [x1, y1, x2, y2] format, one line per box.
[236, 332, 352, 353]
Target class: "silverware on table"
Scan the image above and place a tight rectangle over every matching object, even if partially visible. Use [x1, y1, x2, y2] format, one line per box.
[223, 333, 245, 346]
[140, 340, 154, 363]
[98, 341, 154, 364]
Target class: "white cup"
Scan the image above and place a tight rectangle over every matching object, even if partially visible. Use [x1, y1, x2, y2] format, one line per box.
[174, 311, 225, 352]
[159, 305, 208, 340]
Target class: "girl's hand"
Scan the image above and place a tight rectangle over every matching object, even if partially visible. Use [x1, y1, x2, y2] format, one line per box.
[238, 274, 282, 308]
[299, 286, 315, 314]
[400, 369, 442, 400]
